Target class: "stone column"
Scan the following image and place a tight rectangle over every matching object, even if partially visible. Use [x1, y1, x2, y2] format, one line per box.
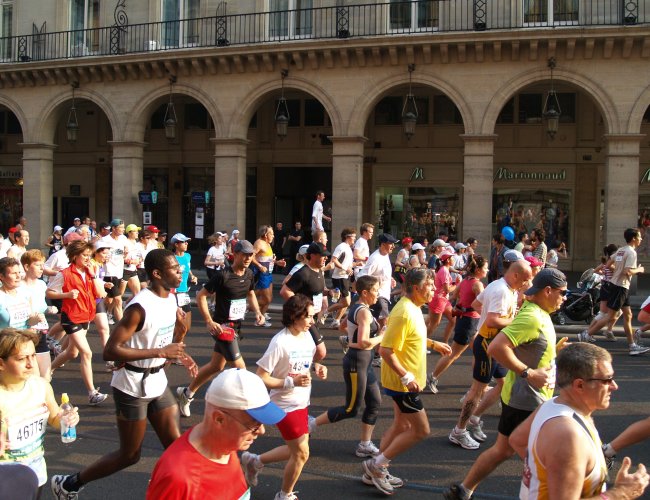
[108, 141, 146, 224]
[20, 142, 56, 250]
[331, 136, 366, 240]
[461, 134, 498, 256]
[603, 134, 644, 246]
[211, 138, 249, 236]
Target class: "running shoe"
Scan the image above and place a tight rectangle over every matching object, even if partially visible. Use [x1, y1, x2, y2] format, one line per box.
[107, 313, 115, 325]
[241, 452, 262, 487]
[264, 313, 271, 321]
[629, 343, 650, 356]
[449, 429, 480, 450]
[51, 475, 81, 500]
[371, 357, 382, 368]
[361, 459, 394, 496]
[355, 441, 380, 457]
[602, 443, 615, 470]
[273, 491, 299, 500]
[467, 420, 487, 442]
[362, 472, 404, 488]
[308, 415, 317, 434]
[577, 330, 596, 343]
[634, 329, 645, 346]
[604, 331, 617, 342]
[88, 388, 107, 406]
[327, 319, 340, 329]
[426, 373, 439, 394]
[176, 386, 194, 417]
[263, 320, 272, 328]
[338, 335, 349, 354]
[444, 484, 472, 500]
[105, 361, 117, 372]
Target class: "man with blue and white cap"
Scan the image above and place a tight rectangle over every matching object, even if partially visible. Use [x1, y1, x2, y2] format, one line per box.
[147, 368, 285, 499]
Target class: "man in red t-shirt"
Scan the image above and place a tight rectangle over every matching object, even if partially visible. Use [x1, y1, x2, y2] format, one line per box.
[147, 369, 285, 500]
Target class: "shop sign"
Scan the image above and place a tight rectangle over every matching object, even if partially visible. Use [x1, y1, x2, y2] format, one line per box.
[494, 167, 566, 181]
[410, 167, 424, 181]
[0, 168, 21, 179]
[640, 168, 650, 185]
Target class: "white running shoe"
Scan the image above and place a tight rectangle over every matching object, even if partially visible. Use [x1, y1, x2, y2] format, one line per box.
[51, 475, 82, 499]
[467, 420, 487, 442]
[176, 386, 194, 417]
[449, 429, 480, 450]
[88, 388, 107, 406]
[629, 343, 650, 356]
[426, 373, 439, 394]
[355, 441, 380, 457]
[308, 415, 317, 434]
[263, 320, 272, 328]
[241, 452, 262, 487]
[362, 459, 394, 496]
[362, 472, 404, 488]
[604, 331, 617, 342]
[371, 356, 382, 368]
[274, 491, 299, 500]
[338, 335, 349, 354]
[578, 330, 596, 343]
[634, 329, 645, 346]
[328, 319, 340, 329]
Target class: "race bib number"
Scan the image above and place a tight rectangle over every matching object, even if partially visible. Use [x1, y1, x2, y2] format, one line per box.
[547, 362, 557, 390]
[156, 323, 174, 348]
[176, 292, 191, 307]
[268, 262, 274, 274]
[228, 298, 247, 321]
[6, 405, 48, 453]
[7, 301, 30, 328]
[312, 293, 323, 314]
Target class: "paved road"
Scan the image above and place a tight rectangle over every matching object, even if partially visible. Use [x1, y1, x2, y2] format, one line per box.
[41, 302, 650, 500]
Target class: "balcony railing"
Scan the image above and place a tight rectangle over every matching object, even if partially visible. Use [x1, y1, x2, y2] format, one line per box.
[1, 0, 647, 64]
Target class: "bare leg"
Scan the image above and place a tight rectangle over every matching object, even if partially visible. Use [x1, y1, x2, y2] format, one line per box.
[433, 341, 469, 380]
[457, 380, 488, 430]
[474, 378, 504, 419]
[461, 433, 516, 492]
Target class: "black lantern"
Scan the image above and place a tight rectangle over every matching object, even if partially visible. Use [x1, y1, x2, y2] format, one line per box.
[402, 64, 418, 140]
[163, 75, 178, 140]
[66, 81, 80, 143]
[542, 57, 562, 140]
[274, 69, 290, 140]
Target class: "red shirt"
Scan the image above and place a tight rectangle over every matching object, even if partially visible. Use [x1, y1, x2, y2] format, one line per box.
[147, 428, 249, 500]
[61, 266, 98, 323]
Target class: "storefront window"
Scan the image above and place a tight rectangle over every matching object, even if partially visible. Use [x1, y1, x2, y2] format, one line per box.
[493, 189, 570, 252]
[375, 186, 460, 240]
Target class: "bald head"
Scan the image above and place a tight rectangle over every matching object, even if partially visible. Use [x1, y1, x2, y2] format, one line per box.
[504, 260, 532, 291]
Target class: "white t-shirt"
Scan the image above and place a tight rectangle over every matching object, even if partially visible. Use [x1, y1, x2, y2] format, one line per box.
[110, 289, 177, 398]
[476, 277, 518, 338]
[311, 200, 324, 232]
[610, 245, 637, 289]
[332, 242, 353, 280]
[101, 234, 128, 278]
[257, 327, 316, 412]
[206, 245, 225, 270]
[359, 249, 393, 300]
[124, 238, 141, 272]
[0, 238, 11, 258]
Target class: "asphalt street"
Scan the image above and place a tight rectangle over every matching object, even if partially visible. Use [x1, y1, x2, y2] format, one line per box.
[41, 298, 650, 500]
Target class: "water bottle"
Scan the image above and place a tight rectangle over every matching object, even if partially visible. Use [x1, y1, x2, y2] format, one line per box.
[60, 393, 77, 443]
[332, 288, 341, 302]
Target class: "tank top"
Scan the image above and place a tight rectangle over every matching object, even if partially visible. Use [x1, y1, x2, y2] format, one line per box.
[520, 398, 607, 499]
[457, 277, 480, 318]
[346, 303, 379, 345]
[0, 376, 50, 486]
[110, 288, 177, 399]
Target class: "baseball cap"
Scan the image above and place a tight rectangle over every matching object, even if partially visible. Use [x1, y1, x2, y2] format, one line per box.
[432, 238, 449, 248]
[233, 240, 254, 254]
[412, 243, 425, 251]
[298, 244, 310, 255]
[205, 368, 285, 425]
[525, 255, 544, 268]
[307, 242, 331, 257]
[53, 225, 63, 232]
[378, 233, 398, 244]
[8, 227, 17, 234]
[64, 232, 84, 244]
[109, 218, 123, 227]
[146, 225, 160, 233]
[100, 222, 111, 231]
[402, 237, 413, 245]
[73, 217, 81, 222]
[232, 229, 240, 235]
[170, 233, 191, 244]
[503, 249, 525, 262]
[125, 224, 141, 233]
[439, 251, 455, 261]
[93, 240, 111, 252]
[524, 268, 567, 295]
[455, 242, 467, 250]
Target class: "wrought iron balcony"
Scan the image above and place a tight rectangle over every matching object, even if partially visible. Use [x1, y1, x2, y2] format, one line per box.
[2, 0, 647, 64]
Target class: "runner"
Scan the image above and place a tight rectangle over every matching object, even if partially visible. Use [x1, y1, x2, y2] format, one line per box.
[99, 219, 129, 322]
[426, 250, 458, 344]
[241, 294, 328, 500]
[252, 225, 286, 328]
[50, 249, 198, 499]
[176, 240, 265, 417]
[326, 227, 357, 329]
[353, 223, 374, 279]
[170, 233, 198, 341]
[358, 233, 398, 330]
[311, 190, 331, 236]
[122, 224, 143, 300]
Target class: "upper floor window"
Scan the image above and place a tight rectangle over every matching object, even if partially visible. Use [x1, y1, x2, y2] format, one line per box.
[0, 0, 13, 60]
[269, 0, 313, 39]
[70, 0, 100, 55]
[389, 0, 439, 32]
[523, 0, 578, 26]
[162, 0, 200, 48]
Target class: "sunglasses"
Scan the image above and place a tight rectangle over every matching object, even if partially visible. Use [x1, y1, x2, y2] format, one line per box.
[586, 376, 615, 386]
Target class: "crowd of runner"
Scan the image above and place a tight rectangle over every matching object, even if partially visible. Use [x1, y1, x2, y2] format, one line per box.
[1, 198, 650, 499]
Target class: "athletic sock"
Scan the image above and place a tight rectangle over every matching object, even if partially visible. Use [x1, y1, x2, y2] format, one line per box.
[360, 440, 372, 446]
[469, 415, 480, 425]
[459, 483, 473, 500]
[186, 388, 196, 399]
[603, 443, 617, 457]
[374, 453, 391, 467]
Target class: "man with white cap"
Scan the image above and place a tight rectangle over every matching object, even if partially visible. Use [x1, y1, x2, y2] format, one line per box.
[147, 368, 285, 499]
[100, 218, 129, 322]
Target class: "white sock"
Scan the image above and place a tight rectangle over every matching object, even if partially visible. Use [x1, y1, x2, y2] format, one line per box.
[374, 453, 391, 467]
[469, 415, 480, 425]
[360, 440, 372, 446]
[454, 426, 465, 434]
[603, 443, 617, 457]
[185, 388, 195, 399]
[254, 455, 264, 469]
[459, 484, 473, 500]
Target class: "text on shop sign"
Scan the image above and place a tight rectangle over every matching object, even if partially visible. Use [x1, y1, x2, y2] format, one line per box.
[494, 168, 566, 181]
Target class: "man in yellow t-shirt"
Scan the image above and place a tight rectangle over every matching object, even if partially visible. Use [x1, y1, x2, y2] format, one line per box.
[361, 268, 451, 496]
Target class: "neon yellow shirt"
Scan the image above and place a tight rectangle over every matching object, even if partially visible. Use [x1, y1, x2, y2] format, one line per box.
[380, 296, 427, 392]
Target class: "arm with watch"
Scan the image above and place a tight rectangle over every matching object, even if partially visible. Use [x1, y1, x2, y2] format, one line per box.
[487, 333, 552, 390]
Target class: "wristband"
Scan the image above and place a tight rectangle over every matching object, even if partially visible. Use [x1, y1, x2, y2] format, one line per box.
[283, 376, 295, 390]
[400, 372, 415, 386]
